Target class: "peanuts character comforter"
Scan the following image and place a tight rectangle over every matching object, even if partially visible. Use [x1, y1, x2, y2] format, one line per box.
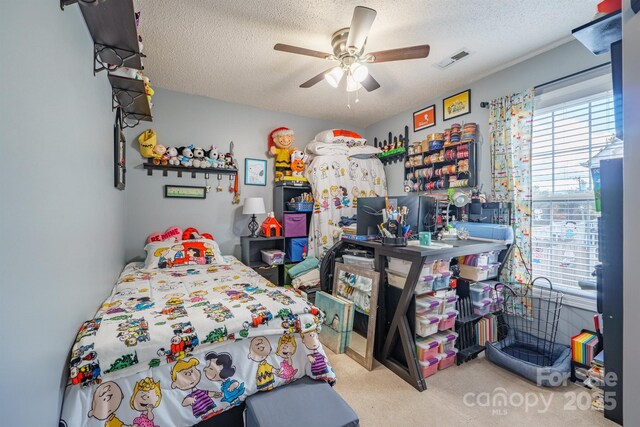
[59, 258, 335, 427]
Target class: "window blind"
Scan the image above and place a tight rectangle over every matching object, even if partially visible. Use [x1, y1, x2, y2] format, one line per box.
[531, 75, 615, 292]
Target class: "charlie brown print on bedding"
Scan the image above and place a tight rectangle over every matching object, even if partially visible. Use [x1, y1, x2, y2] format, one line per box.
[60, 258, 335, 426]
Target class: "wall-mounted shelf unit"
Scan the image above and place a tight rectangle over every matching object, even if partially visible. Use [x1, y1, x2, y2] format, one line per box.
[374, 126, 409, 165]
[144, 162, 238, 178]
[572, 10, 621, 56]
[62, 0, 152, 128]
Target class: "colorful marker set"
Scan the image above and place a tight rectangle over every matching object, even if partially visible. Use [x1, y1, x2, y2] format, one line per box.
[379, 198, 411, 239]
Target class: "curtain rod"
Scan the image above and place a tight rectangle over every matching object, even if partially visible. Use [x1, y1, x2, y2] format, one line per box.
[534, 62, 611, 91]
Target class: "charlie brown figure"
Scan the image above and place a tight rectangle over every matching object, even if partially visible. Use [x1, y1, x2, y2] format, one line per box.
[88, 381, 131, 427]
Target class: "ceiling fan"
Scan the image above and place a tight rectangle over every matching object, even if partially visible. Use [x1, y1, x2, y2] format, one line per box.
[274, 6, 430, 93]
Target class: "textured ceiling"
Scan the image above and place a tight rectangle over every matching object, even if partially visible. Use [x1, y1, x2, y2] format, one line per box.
[135, 0, 599, 128]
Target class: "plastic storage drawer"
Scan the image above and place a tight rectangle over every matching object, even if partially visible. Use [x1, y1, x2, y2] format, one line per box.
[434, 330, 459, 353]
[433, 272, 452, 291]
[387, 269, 433, 294]
[343, 254, 375, 270]
[416, 337, 439, 361]
[438, 311, 458, 331]
[473, 299, 492, 316]
[419, 357, 439, 378]
[415, 296, 442, 318]
[469, 284, 492, 304]
[438, 349, 459, 370]
[487, 262, 501, 279]
[416, 315, 440, 337]
[283, 213, 307, 237]
[286, 237, 308, 262]
[459, 264, 489, 281]
[439, 295, 458, 314]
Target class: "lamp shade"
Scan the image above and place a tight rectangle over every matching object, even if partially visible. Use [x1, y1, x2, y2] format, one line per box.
[243, 197, 266, 215]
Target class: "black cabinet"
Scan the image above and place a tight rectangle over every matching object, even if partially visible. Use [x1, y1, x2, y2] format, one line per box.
[240, 236, 285, 285]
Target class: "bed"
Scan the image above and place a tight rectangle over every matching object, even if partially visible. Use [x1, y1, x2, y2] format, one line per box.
[303, 131, 388, 258]
[59, 245, 335, 427]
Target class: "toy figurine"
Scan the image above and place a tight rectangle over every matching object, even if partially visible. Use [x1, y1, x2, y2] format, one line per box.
[290, 150, 307, 177]
[179, 146, 194, 167]
[269, 127, 297, 181]
[152, 144, 168, 166]
[166, 147, 180, 166]
[192, 147, 207, 168]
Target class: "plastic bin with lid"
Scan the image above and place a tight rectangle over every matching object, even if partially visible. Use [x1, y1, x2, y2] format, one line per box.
[416, 315, 440, 337]
[416, 337, 439, 361]
[439, 295, 458, 314]
[433, 271, 452, 291]
[473, 299, 492, 316]
[261, 249, 284, 265]
[438, 310, 458, 331]
[415, 295, 441, 317]
[433, 330, 459, 353]
[386, 269, 434, 294]
[487, 262, 500, 279]
[343, 254, 375, 270]
[459, 264, 489, 281]
[486, 250, 501, 264]
[437, 348, 459, 370]
[419, 357, 439, 378]
[490, 296, 504, 313]
[387, 257, 435, 276]
[469, 283, 492, 304]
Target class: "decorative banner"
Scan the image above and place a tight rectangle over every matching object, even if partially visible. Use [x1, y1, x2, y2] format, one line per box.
[443, 89, 471, 121]
[413, 104, 436, 132]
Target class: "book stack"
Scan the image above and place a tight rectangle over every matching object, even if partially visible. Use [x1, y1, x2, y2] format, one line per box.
[475, 314, 497, 345]
[314, 291, 354, 354]
[341, 224, 357, 235]
[585, 351, 605, 412]
[571, 331, 599, 366]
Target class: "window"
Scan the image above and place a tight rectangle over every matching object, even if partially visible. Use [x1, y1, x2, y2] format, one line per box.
[531, 66, 616, 297]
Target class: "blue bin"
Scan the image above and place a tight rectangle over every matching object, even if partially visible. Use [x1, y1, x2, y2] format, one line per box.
[287, 237, 308, 262]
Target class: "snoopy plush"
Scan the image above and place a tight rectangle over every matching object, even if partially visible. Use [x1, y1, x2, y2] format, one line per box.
[290, 150, 307, 177]
[192, 147, 207, 168]
[166, 147, 180, 166]
[179, 146, 194, 167]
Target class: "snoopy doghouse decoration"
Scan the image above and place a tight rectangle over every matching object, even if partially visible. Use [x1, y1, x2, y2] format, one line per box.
[260, 212, 282, 237]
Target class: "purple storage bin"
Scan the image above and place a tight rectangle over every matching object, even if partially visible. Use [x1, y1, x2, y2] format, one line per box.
[284, 213, 307, 237]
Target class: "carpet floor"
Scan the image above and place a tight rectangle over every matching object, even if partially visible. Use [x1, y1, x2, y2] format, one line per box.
[327, 350, 616, 427]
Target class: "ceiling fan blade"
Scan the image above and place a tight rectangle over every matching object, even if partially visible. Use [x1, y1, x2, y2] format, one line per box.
[370, 45, 430, 63]
[360, 74, 380, 92]
[300, 68, 335, 88]
[346, 6, 377, 53]
[274, 43, 331, 59]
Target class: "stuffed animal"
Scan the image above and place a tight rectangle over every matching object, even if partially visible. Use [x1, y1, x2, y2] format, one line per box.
[179, 146, 194, 167]
[152, 144, 168, 165]
[182, 227, 214, 240]
[224, 153, 234, 168]
[166, 147, 180, 166]
[192, 147, 207, 168]
[290, 150, 307, 177]
[138, 129, 157, 158]
[269, 127, 297, 180]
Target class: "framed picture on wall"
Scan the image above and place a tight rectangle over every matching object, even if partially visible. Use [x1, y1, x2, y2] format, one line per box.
[164, 185, 207, 199]
[413, 104, 436, 132]
[245, 158, 267, 186]
[443, 89, 471, 121]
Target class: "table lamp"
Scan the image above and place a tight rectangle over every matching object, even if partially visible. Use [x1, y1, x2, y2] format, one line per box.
[243, 197, 266, 237]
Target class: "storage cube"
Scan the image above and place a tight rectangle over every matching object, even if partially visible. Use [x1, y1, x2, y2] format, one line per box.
[283, 213, 307, 237]
[286, 237, 308, 262]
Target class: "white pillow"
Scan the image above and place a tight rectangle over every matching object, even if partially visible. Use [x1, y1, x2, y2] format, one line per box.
[314, 129, 367, 147]
[348, 145, 382, 158]
[143, 239, 228, 270]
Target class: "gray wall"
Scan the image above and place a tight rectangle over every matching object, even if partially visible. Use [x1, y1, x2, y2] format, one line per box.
[0, 2, 126, 427]
[623, 1, 640, 424]
[364, 40, 610, 195]
[123, 88, 361, 261]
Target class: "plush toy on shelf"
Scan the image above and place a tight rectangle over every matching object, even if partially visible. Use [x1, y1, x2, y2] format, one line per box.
[151, 144, 168, 165]
[290, 150, 307, 177]
[269, 127, 297, 181]
[138, 129, 157, 158]
[179, 146, 194, 167]
[166, 147, 180, 166]
[192, 147, 208, 168]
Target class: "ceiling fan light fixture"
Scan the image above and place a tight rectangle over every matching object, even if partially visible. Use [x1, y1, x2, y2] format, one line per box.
[346, 74, 362, 92]
[351, 63, 368, 83]
[325, 67, 344, 88]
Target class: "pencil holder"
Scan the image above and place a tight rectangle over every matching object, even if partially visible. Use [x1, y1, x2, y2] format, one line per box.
[382, 237, 407, 247]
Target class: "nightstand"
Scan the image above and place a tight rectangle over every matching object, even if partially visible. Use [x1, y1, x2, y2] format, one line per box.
[240, 235, 285, 285]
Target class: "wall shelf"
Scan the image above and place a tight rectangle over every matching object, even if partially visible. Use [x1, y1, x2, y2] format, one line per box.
[572, 10, 622, 55]
[144, 163, 238, 178]
[109, 75, 152, 125]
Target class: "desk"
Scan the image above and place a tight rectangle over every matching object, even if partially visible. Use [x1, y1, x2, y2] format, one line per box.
[338, 238, 507, 391]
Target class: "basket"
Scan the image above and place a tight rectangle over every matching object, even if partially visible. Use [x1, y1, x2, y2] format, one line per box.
[287, 201, 313, 212]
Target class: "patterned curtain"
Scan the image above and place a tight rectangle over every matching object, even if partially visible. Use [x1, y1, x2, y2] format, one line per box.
[489, 89, 534, 284]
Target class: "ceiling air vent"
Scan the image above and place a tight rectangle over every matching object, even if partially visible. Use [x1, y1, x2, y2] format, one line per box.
[435, 48, 471, 69]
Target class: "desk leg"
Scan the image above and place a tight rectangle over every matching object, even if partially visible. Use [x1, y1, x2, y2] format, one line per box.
[380, 254, 426, 391]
